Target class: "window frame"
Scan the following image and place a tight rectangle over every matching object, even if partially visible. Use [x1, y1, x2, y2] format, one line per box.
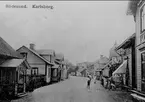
[31, 67, 38, 75]
[140, 4, 145, 34]
[141, 52, 145, 91]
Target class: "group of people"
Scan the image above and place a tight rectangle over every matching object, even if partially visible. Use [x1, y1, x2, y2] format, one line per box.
[86, 74, 125, 91]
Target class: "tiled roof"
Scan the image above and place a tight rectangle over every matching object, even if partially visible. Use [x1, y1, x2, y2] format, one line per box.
[0, 37, 22, 58]
[36, 49, 55, 56]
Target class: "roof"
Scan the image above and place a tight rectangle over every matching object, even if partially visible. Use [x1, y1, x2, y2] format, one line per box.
[78, 67, 87, 73]
[102, 61, 112, 70]
[115, 33, 136, 50]
[93, 57, 109, 70]
[0, 37, 22, 58]
[98, 56, 109, 64]
[94, 62, 100, 70]
[55, 53, 64, 60]
[109, 43, 120, 59]
[17, 46, 54, 66]
[112, 60, 127, 75]
[52, 64, 60, 68]
[127, 0, 139, 16]
[36, 49, 55, 56]
[0, 59, 24, 67]
[63, 59, 69, 65]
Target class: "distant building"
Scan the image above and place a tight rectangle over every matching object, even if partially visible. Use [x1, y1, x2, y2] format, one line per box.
[94, 55, 109, 79]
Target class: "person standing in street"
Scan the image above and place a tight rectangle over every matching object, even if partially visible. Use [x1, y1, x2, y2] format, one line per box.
[87, 75, 92, 90]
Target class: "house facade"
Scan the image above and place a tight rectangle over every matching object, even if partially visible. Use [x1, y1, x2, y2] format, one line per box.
[77, 62, 88, 77]
[127, 0, 145, 100]
[0, 37, 31, 96]
[17, 44, 54, 84]
[115, 33, 136, 88]
[54, 53, 65, 81]
[102, 43, 122, 79]
[128, 0, 145, 93]
[96, 55, 109, 76]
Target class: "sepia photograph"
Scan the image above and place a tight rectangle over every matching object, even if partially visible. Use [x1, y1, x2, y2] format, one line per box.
[0, 0, 143, 102]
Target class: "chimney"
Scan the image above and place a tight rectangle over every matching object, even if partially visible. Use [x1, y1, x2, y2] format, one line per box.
[30, 43, 35, 50]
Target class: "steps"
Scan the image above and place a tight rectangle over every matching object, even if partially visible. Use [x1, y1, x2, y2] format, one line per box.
[17, 92, 28, 97]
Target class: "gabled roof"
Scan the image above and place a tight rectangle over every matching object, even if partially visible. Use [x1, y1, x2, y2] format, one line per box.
[17, 46, 54, 66]
[0, 37, 22, 58]
[36, 49, 55, 56]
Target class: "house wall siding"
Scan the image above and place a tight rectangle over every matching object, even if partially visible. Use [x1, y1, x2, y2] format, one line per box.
[128, 50, 132, 87]
[135, 2, 145, 91]
[46, 65, 51, 83]
[17, 47, 46, 75]
[42, 55, 51, 62]
[136, 48, 142, 91]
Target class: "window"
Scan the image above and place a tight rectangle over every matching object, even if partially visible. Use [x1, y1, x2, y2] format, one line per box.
[31, 67, 38, 75]
[141, 5, 145, 33]
[141, 52, 145, 91]
[53, 69, 57, 77]
[50, 55, 52, 63]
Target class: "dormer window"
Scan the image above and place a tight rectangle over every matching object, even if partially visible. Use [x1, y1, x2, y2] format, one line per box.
[140, 4, 145, 33]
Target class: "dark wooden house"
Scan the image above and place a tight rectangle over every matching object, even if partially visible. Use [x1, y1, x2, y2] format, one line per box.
[0, 37, 31, 97]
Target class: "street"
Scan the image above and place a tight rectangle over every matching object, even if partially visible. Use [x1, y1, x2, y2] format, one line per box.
[32, 76, 115, 102]
[10, 76, 132, 102]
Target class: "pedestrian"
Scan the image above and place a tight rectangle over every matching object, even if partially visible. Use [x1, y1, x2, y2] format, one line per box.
[87, 75, 91, 90]
[94, 75, 97, 84]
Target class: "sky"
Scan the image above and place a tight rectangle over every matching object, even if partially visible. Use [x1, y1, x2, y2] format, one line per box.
[0, 1, 135, 65]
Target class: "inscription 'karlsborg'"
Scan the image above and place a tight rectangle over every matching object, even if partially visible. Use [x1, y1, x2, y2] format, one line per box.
[5, 4, 54, 9]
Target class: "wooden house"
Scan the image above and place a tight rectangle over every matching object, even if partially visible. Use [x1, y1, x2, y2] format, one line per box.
[36, 49, 55, 83]
[51, 63, 60, 82]
[127, 1, 145, 100]
[17, 44, 54, 84]
[0, 37, 31, 97]
[77, 62, 88, 77]
[95, 55, 109, 79]
[54, 53, 65, 81]
[115, 33, 136, 89]
[102, 43, 122, 78]
[0, 59, 31, 96]
[61, 59, 69, 80]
